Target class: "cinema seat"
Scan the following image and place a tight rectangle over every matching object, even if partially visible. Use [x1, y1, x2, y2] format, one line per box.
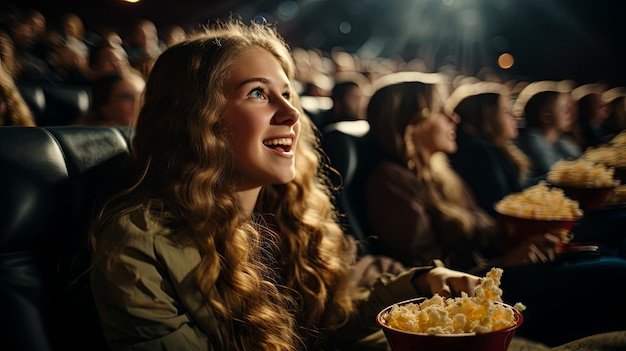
[321, 120, 382, 255]
[0, 126, 132, 351]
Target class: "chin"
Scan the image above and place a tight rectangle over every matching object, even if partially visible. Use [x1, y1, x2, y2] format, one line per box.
[273, 172, 297, 185]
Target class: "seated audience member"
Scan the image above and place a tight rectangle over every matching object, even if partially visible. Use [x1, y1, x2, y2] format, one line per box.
[448, 82, 530, 218]
[0, 64, 36, 126]
[124, 18, 166, 79]
[76, 69, 145, 126]
[362, 71, 626, 346]
[3, 16, 51, 82]
[315, 73, 368, 132]
[88, 41, 132, 79]
[58, 12, 93, 56]
[45, 38, 91, 84]
[514, 84, 581, 184]
[22, 8, 51, 61]
[162, 24, 188, 48]
[88, 19, 486, 351]
[601, 87, 626, 139]
[571, 84, 610, 150]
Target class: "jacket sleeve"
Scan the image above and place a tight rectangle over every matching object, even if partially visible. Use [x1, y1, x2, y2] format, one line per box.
[331, 265, 435, 348]
[90, 212, 217, 351]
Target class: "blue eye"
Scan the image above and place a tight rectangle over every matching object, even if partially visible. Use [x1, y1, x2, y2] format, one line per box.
[248, 87, 265, 99]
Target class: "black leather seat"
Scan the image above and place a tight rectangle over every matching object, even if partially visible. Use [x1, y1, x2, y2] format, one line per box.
[41, 84, 92, 126]
[321, 120, 382, 255]
[16, 82, 47, 124]
[0, 125, 132, 351]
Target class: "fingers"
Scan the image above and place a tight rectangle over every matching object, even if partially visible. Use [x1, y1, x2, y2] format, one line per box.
[427, 267, 481, 297]
[435, 284, 453, 298]
[528, 243, 556, 263]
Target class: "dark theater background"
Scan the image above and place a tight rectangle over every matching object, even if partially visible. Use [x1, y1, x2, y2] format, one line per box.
[2, 0, 626, 86]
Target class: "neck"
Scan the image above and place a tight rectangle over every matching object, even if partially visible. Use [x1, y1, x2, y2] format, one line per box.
[236, 187, 262, 216]
[542, 127, 560, 144]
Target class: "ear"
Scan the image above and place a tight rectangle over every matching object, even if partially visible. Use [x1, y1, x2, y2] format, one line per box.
[540, 111, 552, 125]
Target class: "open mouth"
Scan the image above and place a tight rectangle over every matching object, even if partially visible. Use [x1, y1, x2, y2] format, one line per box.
[263, 137, 293, 152]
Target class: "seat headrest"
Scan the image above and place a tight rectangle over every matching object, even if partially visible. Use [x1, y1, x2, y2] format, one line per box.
[0, 126, 132, 252]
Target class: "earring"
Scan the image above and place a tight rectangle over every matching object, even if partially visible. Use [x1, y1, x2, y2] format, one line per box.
[404, 126, 417, 170]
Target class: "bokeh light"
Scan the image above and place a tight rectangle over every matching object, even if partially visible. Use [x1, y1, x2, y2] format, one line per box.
[498, 53, 515, 69]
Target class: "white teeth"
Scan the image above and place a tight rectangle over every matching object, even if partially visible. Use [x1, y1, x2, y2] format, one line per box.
[263, 138, 293, 146]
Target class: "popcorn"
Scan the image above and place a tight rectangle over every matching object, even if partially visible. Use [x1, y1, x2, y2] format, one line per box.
[604, 184, 626, 204]
[386, 268, 524, 335]
[548, 158, 617, 187]
[495, 181, 582, 220]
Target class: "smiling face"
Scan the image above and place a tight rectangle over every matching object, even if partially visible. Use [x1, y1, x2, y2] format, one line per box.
[222, 46, 300, 190]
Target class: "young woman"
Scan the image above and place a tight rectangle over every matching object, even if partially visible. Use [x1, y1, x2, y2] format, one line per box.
[448, 82, 530, 218]
[88, 19, 484, 351]
[362, 72, 626, 346]
[514, 89, 582, 183]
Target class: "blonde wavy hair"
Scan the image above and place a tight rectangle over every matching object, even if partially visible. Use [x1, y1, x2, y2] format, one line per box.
[367, 73, 492, 240]
[0, 64, 36, 126]
[91, 19, 354, 351]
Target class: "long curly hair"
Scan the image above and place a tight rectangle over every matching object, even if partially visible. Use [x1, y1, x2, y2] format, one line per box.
[0, 64, 35, 126]
[91, 19, 354, 351]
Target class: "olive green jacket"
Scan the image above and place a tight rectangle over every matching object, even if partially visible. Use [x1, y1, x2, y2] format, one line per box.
[90, 207, 432, 351]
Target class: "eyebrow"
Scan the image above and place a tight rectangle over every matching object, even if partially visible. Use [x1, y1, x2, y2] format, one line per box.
[237, 77, 290, 90]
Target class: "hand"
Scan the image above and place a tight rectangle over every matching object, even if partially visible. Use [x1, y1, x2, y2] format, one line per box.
[500, 233, 561, 267]
[414, 266, 482, 298]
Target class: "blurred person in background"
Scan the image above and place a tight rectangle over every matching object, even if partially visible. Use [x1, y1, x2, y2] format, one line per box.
[88, 41, 132, 79]
[162, 24, 187, 48]
[448, 82, 531, 218]
[22, 8, 51, 61]
[3, 11, 50, 82]
[76, 68, 145, 126]
[514, 88, 581, 184]
[124, 18, 166, 79]
[602, 88, 626, 139]
[314, 77, 366, 132]
[58, 12, 98, 58]
[44, 38, 91, 84]
[571, 85, 610, 150]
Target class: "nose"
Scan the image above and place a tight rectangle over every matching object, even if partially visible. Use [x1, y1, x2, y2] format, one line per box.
[273, 98, 300, 125]
[448, 112, 460, 124]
